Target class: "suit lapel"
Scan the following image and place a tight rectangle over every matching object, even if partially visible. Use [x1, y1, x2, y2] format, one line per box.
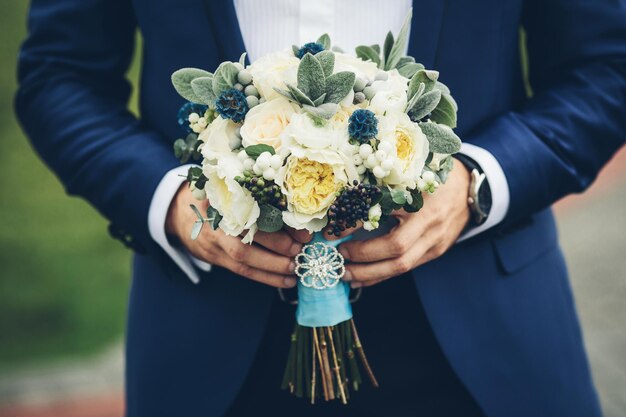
[202, 0, 246, 63]
[408, 0, 446, 67]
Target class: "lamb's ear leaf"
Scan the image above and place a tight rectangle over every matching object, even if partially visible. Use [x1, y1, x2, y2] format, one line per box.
[292, 45, 300, 56]
[407, 89, 442, 121]
[430, 93, 458, 128]
[316, 50, 335, 77]
[419, 122, 462, 154]
[190, 76, 216, 105]
[239, 52, 247, 67]
[355, 45, 382, 68]
[324, 71, 356, 104]
[297, 53, 326, 100]
[303, 103, 338, 120]
[172, 68, 212, 103]
[212, 62, 239, 96]
[286, 83, 315, 106]
[257, 204, 284, 233]
[313, 93, 327, 107]
[272, 87, 299, 104]
[397, 62, 424, 78]
[383, 31, 394, 64]
[386, 8, 412, 70]
[317, 33, 331, 50]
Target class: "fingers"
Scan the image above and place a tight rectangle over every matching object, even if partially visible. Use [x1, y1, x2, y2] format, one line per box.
[218, 234, 296, 275]
[285, 227, 313, 244]
[253, 230, 303, 256]
[339, 216, 426, 263]
[215, 247, 297, 289]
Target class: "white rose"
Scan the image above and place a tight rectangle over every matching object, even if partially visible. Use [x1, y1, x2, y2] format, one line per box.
[377, 112, 430, 188]
[370, 69, 409, 93]
[368, 89, 408, 115]
[248, 48, 299, 101]
[199, 116, 241, 163]
[281, 113, 348, 150]
[204, 154, 260, 241]
[274, 146, 357, 232]
[334, 53, 379, 81]
[240, 98, 299, 150]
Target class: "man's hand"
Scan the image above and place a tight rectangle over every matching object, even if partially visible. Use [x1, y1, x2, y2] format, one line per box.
[339, 159, 471, 288]
[166, 184, 311, 288]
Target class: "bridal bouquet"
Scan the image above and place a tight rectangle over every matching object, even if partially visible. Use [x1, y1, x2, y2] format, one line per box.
[170, 10, 460, 404]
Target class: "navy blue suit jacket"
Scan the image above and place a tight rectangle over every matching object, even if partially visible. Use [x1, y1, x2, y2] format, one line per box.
[16, 0, 626, 416]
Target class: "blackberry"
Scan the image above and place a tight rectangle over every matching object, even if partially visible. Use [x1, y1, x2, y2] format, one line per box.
[327, 181, 382, 236]
[235, 172, 287, 210]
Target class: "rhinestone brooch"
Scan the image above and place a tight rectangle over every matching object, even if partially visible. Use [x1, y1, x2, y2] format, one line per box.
[294, 242, 346, 289]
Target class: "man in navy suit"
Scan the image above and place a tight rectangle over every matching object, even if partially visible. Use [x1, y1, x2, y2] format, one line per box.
[16, 0, 626, 416]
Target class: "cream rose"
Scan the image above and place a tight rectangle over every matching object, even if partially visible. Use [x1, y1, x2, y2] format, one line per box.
[377, 112, 430, 187]
[275, 146, 356, 231]
[248, 49, 299, 101]
[280, 113, 348, 150]
[199, 116, 241, 163]
[204, 154, 260, 242]
[369, 89, 408, 115]
[240, 98, 299, 150]
[334, 52, 379, 81]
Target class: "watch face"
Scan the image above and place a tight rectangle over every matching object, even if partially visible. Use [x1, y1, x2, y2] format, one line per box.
[477, 179, 492, 216]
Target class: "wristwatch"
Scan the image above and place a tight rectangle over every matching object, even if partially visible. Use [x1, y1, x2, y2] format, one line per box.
[454, 154, 492, 227]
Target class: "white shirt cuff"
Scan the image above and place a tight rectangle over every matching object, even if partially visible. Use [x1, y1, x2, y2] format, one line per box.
[148, 165, 211, 284]
[457, 143, 510, 242]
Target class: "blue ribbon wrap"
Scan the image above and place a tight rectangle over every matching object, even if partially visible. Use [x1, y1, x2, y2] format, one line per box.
[295, 232, 353, 328]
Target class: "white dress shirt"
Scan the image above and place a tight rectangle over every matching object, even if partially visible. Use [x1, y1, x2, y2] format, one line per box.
[148, 0, 510, 283]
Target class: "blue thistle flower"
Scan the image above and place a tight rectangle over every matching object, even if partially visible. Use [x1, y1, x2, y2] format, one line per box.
[215, 88, 249, 123]
[177, 102, 208, 132]
[348, 109, 378, 143]
[296, 42, 325, 59]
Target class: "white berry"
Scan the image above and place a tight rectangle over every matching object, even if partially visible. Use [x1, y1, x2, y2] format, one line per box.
[356, 165, 366, 175]
[366, 154, 378, 168]
[269, 154, 283, 170]
[381, 158, 394, 170]
[352, 154, 363, 165]
[237, 150, 248, 161]
[378, 141, 393, 154]
[263, 167, 276, 181]
[188, 112, 200, 123]
[359, 144, 373, 158]
[253, 164, 264, 175]
[243, 158, 254, 170]
[375, 150, 387, 161]
[237, 69, 253, 85]
[373, 166, 387, 178]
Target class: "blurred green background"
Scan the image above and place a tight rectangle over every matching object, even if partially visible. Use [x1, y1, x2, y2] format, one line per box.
[0, 2, 139, 370]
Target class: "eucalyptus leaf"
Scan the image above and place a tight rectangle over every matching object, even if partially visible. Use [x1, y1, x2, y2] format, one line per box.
[173, 139, 188, 162]
[355, 45, 382, 68]
[171, 68, 212, 103]
[187, 166, 203, 181]
[386, 9, 412, 70]
[257, 204, 284, 233]
[286, 83, 315, 106]
[317, 33, 331, 50]
[303, 103, 338, 120]
[190, 76, 216, 105]
[390, 188, 407, 205]
[408, 89, 442, 121]
[379, 187, 395, 215]
[419, 122, 462, 154]
[324, 71, 356, 104]
[430, 94, 458, 128]
[190, 204, 205, 222]
[212, 62, 239, 96]
[297, 53, 326, 100]
[404, 190, 424, 213]
[245, 144, 276, 158]
[206, 206, 222, 230]
[316, 50, 335, 77]
[191, 220, 204, 240]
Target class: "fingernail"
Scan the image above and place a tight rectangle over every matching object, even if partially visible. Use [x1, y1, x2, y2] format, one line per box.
[351, 282, 362, 289]
[343, 269, 353, 281]
[339, 247, 350, 260]
[290, 243, 302, 256]
[288, 261, 296, 273]
[284, 277, 297, 288]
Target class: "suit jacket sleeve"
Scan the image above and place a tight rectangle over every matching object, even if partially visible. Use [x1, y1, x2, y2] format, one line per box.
[15, 0, 180, 253]
[465, 0, 626, 226]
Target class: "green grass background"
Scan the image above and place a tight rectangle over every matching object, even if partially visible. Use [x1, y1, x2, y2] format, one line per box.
[0, 2, 140, 370]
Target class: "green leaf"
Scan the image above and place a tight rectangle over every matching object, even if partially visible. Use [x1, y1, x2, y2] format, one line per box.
[317, 33, 331, 49]
[312, 93, 327, 107]
[390, 188, 407, 205]
[379, 187, 395, 215]
[272, 87, 298, 104]
[292, 45, 300, 56]
[303, 103, 338, 120]
[419, 122, 462, 154]
[434, 81, 451, 96]
[397, 56, 416, 67]
[187, 166, 203, 181]
[206, 206, 222, 230]
[257, 204, 284, 233]
[297, 53, 326, 100]
[407, 73, 426, 101]
[190, 76, 216, 105]
[430, 93, 458, 128]
[239, 52, 247, 67]
[413, 69, 439, 93]
[191, 220, 204, 240]
[324, 71, 356, 104]
[190, 204, 205, 222]
[403, 190, 424, 213]
[245, 144, 276, 158]
[212, 62, 239, 96]
[405, 82, 425, 113]
[383, 31, 394, 65]
[171, 68, 212, 103]
[286, 83, 315, 106]
[386, 9, 412, 70]
[397, 63, 423, 78]
[173, 139, 188, 162]
[370, 44, 381, 55]
[316, 50, 335, 77]
[355, 45, 381, 68]
[408, 89, 442, 121]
